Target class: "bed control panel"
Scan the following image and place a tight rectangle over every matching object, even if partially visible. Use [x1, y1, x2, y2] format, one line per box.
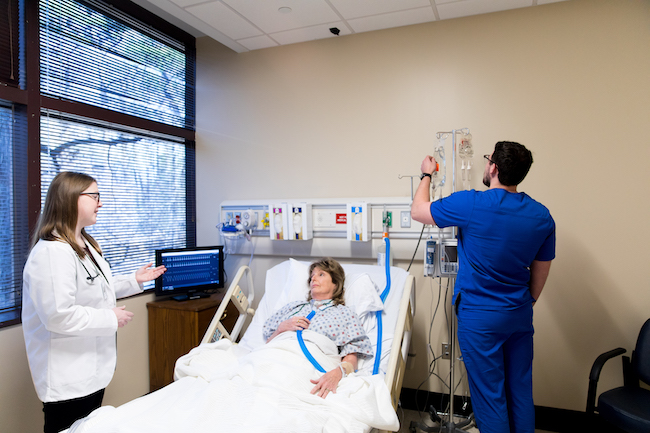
[210, 322, 229, 343]
[232, 286, 249, 312]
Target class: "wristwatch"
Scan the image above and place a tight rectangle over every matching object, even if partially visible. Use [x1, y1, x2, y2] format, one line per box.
[420, 172, 432, 180]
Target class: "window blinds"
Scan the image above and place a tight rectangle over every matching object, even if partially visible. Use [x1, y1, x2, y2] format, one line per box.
[39, 0, 195, 130]
[0, 102, 29, 326]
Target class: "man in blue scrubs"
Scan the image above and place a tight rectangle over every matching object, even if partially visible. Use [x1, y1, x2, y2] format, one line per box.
[411, 141, 555, 433]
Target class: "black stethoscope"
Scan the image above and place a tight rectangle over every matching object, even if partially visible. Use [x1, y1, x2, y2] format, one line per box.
[77, 254, 109, 298]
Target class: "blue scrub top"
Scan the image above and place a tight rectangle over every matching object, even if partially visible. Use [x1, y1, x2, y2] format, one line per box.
[430, 189, 555, 310]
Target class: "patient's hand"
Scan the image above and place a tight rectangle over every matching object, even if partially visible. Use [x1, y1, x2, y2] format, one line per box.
[266, 316, 310, 342]
[310, 367, 342, 399]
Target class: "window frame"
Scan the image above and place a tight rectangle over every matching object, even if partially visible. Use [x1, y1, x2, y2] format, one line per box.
[0, 0, 196, 328]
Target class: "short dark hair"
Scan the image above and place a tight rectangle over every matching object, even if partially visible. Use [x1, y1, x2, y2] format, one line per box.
[492, 141, 533, 186]
[307, 257, 346, 305]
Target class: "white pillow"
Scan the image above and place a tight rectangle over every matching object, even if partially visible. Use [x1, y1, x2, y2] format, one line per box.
[344, 273, 383, 319]
[275, 259, 311, 309]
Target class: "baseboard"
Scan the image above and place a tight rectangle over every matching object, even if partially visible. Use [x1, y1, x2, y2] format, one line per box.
[399, 388, 602, 432]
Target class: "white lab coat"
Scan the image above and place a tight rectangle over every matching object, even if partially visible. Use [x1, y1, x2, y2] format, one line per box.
[22, 239, 143, 402]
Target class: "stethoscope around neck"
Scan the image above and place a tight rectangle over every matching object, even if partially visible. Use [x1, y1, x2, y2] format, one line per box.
[77, 253, 109, 298]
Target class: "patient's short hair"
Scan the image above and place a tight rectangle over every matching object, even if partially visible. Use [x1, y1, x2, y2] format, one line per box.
[307, 257, 346, 305]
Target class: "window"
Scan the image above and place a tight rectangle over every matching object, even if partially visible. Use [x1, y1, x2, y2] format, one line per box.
[0, 103, 28, 326]
[0, 0, 22, 88]
[0, 0, 196, 328]
[39, 0, 194, 128]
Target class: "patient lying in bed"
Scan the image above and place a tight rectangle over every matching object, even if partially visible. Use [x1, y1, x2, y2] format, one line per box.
[263, 258, 373, 398]
[66, 258, 400, 433]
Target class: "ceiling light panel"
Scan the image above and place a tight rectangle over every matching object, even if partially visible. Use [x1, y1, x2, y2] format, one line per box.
[222, 0, 340, 34]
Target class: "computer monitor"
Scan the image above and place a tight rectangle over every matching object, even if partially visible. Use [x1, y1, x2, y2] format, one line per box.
[155, 245, 224, 301]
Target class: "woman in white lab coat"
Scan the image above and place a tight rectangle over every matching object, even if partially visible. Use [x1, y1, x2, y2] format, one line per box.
[22, 172, 166, 433]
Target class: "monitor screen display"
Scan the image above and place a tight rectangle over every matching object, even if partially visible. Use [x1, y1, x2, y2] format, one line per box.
[155, 245, 224, 300]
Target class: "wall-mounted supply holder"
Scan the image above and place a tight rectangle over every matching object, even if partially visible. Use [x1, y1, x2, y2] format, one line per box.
[269, 203, 289, 240]
[346, 203, 369, 242]
[288, 203, 313, 240]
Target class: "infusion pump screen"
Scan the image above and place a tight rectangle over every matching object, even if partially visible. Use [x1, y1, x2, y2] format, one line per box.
[159, 250, 221, 291]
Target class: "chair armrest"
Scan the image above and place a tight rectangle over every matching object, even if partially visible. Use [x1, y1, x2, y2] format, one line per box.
[586, 347, 627, 414]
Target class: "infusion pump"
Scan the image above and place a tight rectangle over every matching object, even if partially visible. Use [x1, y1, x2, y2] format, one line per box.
[424, 237, 459, 278]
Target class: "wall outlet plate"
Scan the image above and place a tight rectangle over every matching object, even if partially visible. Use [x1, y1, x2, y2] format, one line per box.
[442, 343, 450, 359]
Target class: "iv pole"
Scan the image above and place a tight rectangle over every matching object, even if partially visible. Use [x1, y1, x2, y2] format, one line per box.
[411, 128, 474, 433]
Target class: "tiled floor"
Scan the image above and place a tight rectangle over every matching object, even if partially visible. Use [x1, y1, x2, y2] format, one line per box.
[397, 409, 553, 433]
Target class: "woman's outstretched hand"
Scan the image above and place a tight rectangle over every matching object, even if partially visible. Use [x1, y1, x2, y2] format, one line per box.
[135, 263, 167, 283]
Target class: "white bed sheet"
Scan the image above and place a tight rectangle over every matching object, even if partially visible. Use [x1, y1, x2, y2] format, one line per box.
[68, 322, 399, 433]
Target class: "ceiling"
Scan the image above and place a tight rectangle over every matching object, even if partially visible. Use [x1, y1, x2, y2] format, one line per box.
[132, 0, 569, 53]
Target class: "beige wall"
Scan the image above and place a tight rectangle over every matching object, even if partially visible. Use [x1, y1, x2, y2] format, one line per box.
[1, 0, 648, 430]
[194, 0, 650, 412]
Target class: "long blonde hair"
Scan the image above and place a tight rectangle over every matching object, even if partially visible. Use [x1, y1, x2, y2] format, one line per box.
[31, 172, 102, 259]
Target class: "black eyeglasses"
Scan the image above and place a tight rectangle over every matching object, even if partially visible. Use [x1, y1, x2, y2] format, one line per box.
[80, 192, 101, 202]
[484, 154, 496, 165]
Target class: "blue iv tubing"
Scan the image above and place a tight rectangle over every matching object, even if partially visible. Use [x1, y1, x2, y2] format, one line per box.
[373, 237, 391, 375]
[297, 310, 326, 373]
[298, 238, 391, 376]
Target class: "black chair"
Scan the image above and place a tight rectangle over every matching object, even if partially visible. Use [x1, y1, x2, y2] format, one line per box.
[586, 318, 650, 433]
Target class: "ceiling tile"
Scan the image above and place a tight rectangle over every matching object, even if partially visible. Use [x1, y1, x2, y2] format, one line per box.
[328, 0, 432, 19]
[237, 35, 279, 51]
[186, 1, 263, 40]
[168, 0, 204, 8]
[270, 22, 350, 46]
[222, 0, 340, 34]
[348, 7, 436, 33]
[436, 0, 533, 20]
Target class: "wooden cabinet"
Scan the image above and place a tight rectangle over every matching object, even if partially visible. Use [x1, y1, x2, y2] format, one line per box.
[147, 293, 226, 392]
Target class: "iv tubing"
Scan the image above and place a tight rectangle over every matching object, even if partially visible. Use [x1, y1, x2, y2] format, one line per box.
[373, 237, 392, 375]
[297, 310, 326, 373]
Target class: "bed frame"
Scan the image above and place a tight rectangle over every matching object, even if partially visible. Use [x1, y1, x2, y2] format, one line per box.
[201, 264, 415, 432]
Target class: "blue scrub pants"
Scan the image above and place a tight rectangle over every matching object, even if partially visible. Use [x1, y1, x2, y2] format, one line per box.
[457, 303, 534, 433]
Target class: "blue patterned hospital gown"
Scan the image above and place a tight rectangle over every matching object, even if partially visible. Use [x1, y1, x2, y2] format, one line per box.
[262, 300, 373, 358]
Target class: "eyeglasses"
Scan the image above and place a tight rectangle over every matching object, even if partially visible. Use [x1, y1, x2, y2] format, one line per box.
[484, 154, 496, 165]
[80, 192, 101, 202]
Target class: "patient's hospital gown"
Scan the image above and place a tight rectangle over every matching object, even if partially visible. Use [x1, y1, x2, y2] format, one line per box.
[263, 300, 373, 358]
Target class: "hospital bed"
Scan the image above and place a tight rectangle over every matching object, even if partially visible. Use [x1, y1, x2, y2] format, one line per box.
[67, 259, 415, 433]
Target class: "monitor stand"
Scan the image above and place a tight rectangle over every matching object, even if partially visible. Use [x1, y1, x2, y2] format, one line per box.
[171, 291, 210, 302]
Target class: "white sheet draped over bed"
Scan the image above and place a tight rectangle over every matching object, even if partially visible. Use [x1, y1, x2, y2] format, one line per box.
[68, 331, 399, 433]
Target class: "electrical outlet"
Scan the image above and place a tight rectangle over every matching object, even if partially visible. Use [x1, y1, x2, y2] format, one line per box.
[442, 343, 450, 359]
[400, 211, 411, 228]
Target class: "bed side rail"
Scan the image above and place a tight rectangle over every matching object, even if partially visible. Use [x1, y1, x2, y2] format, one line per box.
[201, 265, 256, 345]
[384, 274, 416, 412]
